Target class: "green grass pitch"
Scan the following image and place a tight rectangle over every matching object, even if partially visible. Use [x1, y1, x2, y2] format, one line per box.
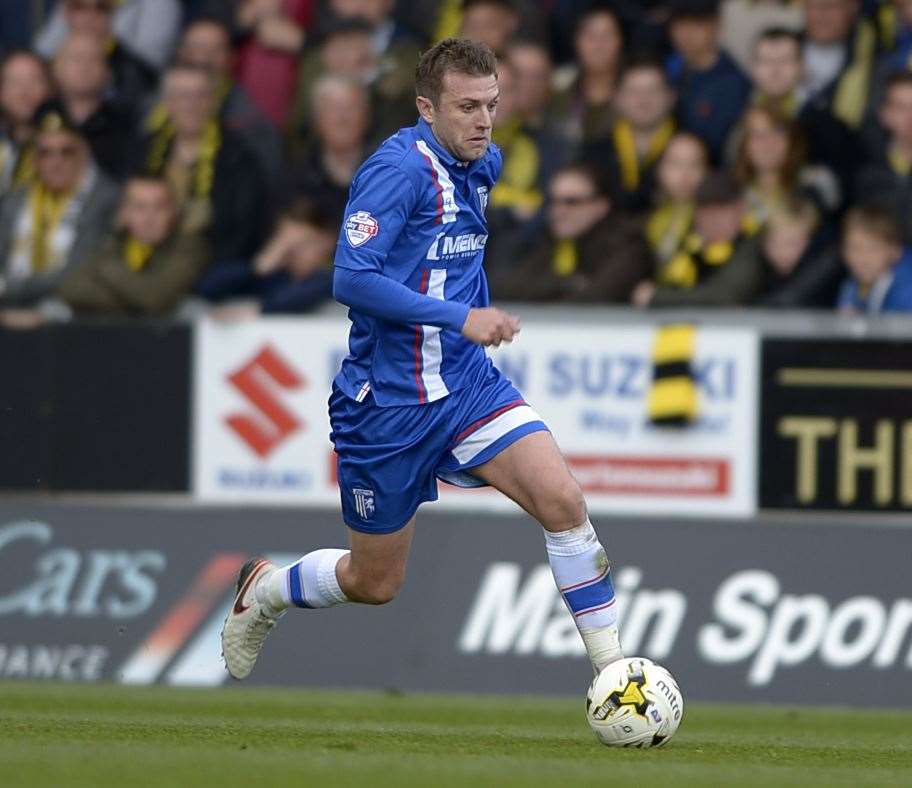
[2, 682, 911, 787]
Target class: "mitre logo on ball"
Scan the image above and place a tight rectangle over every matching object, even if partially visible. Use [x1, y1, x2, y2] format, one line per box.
[345, 211, 380, 247]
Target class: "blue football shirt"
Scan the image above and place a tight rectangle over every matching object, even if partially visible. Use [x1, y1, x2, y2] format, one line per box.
[333, 117, 503, 407]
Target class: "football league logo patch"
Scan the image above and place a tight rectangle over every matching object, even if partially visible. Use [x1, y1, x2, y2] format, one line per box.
[345, 211, 379, 247]
[352, 487, 375, 519]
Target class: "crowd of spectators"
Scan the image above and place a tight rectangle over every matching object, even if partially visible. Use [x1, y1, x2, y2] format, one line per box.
[2, 0, 912, 328]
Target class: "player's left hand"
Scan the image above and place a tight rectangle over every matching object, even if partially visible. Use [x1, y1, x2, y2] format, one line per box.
[461, 307, 521, 347]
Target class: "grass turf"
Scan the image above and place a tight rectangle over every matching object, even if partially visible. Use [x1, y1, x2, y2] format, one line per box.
[1, 682, 911, 787]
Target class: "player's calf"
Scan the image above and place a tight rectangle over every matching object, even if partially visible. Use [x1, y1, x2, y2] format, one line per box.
[544, 518, 623, 674]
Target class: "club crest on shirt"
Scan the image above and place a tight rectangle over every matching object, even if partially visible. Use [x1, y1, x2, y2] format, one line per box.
[477, 185, 488, 213]
[352, 487, 375, 519]
[345, 211, 380, 247]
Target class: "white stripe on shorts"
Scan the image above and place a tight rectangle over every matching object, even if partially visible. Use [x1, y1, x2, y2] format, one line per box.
[451, 405, 541, 465]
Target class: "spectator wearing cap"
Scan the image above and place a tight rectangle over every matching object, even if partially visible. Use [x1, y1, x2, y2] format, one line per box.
[491, 163, 653, 303]
[173, 17, 283, 191]
[201, 198, 335, 316]
[735, 27, 856, 194]
[631, 170, 762, 307]
[135, 64, 267, 265]
[35, 0, 159, 107]
[801, 0, 876, 131]
[646, 131, 709, 269]
[666, 0, 751, 161]
[550, 6, 625, 145]
[855, 72, 912, 245]
[584, 57, 677, 213]
[733, 101, 841, 229]
[837, 203, 912, 313]
[56, 175, 210, 316]
[291, 74, 371, 222]
[0, 106, 120, 310]
[233, 0, 315, 128]
[52, 32, 138, 179]
[0, 50, 53, 195]
[35, 0, 182, 71]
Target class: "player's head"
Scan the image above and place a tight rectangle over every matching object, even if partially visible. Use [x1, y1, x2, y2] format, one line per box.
[415, 37, 499, 162]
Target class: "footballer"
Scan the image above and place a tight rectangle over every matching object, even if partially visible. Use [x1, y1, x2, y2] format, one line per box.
[222, 38, 623, 681]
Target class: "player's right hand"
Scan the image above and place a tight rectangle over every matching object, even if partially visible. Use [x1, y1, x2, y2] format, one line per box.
[461, 307, 521, 347]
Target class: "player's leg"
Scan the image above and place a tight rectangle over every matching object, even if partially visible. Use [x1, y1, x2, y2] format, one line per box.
[471, 430, 623, 673]
[259, 517, 416, 609]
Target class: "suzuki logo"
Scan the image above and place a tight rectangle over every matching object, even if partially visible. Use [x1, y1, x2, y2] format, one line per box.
[225, 345, 305, 458]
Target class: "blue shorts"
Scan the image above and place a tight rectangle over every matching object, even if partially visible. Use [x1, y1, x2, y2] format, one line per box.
[329, 361, 548, 534]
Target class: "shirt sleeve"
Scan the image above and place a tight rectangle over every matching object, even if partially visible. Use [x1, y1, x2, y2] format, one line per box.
[333, 266, 470, 332]
[333, 160, 418, 274]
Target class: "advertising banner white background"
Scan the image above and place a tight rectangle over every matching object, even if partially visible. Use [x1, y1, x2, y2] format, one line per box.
[194, 317, 757, 516]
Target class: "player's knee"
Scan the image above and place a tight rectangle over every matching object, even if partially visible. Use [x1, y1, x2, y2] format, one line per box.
[537, 476, 586, 531]
[349, 571, 404, 605]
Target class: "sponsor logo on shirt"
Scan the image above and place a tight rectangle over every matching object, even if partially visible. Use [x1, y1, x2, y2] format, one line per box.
[345, 211, 380, 247]
[426, 232, 488, 261]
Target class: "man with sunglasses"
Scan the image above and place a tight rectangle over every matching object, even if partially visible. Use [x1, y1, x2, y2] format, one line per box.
[0, 103, 118, 316]
[491, 162, 652, 303]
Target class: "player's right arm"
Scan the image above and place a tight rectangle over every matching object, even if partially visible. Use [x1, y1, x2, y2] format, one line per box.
[333, 161, 519, 347]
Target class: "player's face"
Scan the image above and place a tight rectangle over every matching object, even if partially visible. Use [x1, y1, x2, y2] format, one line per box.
[421, 71, 499, 162]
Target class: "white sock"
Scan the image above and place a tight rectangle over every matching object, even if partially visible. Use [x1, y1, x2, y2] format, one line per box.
[543, 518, 623, 673]
[256, 549, 350, 614]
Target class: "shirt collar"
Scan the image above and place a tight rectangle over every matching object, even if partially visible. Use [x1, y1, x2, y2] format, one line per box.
[415, 117, 474, 170]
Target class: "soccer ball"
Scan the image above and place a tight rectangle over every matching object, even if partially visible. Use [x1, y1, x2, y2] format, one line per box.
[585, 657, 683, 748]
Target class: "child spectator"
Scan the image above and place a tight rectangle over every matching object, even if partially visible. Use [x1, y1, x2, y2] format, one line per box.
[0, 50, 53, 195]
[632, 170, 761, 306]
[585, 57, 677, 212]
[734, 102, 840, 227]
[837, 204, 912, 313]
[856, 72, 912, 244]
[491, 163, 652, 303]
[0, 105, 119, 310]
[667, 0, 750, 161]
[203, 199, 335, 317]
[756, 195, 843, 307]
[550, 7, 624, 144]
[646, 131, 710, 267]
[56, 175, 209, 316]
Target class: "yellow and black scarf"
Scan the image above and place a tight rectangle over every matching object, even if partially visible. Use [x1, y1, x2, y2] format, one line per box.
[29, 183, 72, 272]
[646, 201, 694, 264]
[612, 118, 675, 192]
[123, 235, 155, 271]
[491, 118, 543, 213]
[657, 219, 758, 289]
[145, 118, 221, 200]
